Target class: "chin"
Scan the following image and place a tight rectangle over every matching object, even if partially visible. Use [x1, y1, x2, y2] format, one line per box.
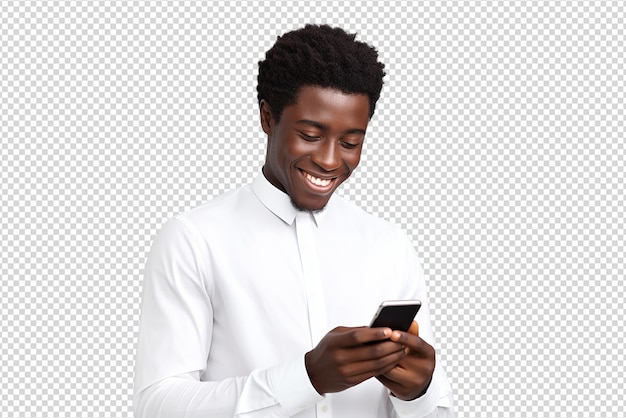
[290, 196, 329, 213]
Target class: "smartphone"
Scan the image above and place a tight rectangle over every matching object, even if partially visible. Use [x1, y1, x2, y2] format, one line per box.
[369, 300, 422, 331]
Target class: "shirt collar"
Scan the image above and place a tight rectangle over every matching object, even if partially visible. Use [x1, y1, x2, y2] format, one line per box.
[251, 172, 330, 227]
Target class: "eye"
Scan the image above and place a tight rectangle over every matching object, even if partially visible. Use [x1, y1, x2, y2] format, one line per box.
[340, 136, 363, 149]
[340, 141, 360, 149]
[299, 132, 320, 141]
[341, 141, 359, 149]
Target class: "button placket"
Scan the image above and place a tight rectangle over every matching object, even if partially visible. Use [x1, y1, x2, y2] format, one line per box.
[295, 211, 327, 347]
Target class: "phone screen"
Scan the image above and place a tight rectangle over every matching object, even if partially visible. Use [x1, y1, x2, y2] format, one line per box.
[369, 300, 421, 331]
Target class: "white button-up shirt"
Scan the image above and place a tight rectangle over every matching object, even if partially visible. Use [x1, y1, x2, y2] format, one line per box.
[134, 174, 454, 417]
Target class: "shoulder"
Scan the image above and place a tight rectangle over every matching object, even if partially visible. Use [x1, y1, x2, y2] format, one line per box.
[329, 194, 409, 243]
[152, 184, 257, 246]
[175, 184, 253, 226]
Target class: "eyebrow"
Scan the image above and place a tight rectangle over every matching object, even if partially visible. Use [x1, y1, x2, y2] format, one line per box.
[296, 119, 367, 135]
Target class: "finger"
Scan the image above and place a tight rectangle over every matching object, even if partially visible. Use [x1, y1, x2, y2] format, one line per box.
[388, 331, 431, 355]
[376, 373, 402, 389]
[379, 361, 412, 382]
[408, 320, 419, 336]
[377, 356, 435, 400]
[376, 371, 422, 399]
[338, 326, 393, 346]
[342, 346, 408, 380]
[343, 340, 406, 363]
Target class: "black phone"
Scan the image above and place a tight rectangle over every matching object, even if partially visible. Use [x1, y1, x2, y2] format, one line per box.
[369, 300, 422, 331]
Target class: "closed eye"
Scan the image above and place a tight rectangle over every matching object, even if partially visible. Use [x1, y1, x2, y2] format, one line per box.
[340, 141, 360, 149]
[299, 132, 321, 141]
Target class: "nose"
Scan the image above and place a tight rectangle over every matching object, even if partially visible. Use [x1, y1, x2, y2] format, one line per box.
[311, 140, 341, 171]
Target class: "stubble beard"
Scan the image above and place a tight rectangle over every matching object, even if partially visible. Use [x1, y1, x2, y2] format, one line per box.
[290, 196, 326, 214]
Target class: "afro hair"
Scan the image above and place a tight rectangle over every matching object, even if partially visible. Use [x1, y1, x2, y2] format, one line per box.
[257, 24, 386, 122]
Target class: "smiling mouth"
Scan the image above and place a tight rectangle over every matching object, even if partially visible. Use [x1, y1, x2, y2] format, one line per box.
[300, 170, 336, 190]
[304, 172, 331, 186]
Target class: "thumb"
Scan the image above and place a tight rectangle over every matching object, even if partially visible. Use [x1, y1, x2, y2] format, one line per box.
[408, 320, 419, 336]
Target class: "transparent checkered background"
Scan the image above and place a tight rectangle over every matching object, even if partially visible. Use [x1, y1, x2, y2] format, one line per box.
[2, 1, 624, 417]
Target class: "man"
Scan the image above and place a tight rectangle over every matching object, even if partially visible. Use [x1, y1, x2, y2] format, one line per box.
[134, 24, 454, 417]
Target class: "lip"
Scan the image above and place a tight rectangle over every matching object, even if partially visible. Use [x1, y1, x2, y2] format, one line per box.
[298, 169, 337, 193]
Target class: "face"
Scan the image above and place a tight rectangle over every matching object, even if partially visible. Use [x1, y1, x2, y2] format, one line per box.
[260, 86, 371, 211]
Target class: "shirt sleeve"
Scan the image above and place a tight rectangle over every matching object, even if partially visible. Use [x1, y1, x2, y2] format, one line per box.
[133, 218, 324, 417]
[134, 359, 325, 418]
[387, 364, 455, 417]
[386, 231, 456, 418]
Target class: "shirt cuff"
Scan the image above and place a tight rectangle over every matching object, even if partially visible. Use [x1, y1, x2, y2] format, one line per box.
[388, 381, 444, 418]
[268, 355, 325, 415]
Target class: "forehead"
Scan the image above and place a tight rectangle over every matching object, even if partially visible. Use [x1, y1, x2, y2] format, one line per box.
[284, 86, 371, 129]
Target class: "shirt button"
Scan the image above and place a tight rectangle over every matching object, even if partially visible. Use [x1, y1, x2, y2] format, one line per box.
[321, 405, 329, 413]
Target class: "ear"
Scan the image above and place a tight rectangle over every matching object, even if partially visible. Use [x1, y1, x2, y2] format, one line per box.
[259, 100, 275, 135]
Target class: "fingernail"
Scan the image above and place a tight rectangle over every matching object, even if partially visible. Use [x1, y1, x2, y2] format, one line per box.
[391, 331, 402, 340]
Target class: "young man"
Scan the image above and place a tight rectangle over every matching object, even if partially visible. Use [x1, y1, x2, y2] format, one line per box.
[134, 24, 454, 417]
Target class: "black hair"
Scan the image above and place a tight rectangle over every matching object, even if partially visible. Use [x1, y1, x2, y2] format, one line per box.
[257, 24, 386, 122]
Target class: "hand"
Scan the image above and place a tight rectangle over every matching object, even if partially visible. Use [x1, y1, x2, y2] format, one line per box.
[305, 326, 409, 395]
[376, 321, 436, 401]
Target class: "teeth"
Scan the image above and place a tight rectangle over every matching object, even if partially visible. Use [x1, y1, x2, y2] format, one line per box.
[305, 172, 331, 187]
